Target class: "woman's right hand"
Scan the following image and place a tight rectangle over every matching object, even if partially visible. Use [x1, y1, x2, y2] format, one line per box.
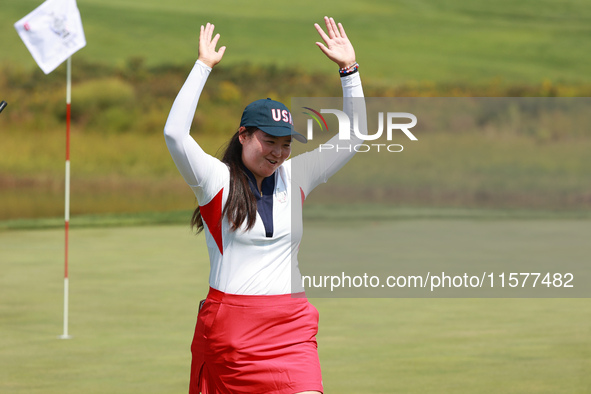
[314, 16, 356, 69]
[198, 23, 226, 68]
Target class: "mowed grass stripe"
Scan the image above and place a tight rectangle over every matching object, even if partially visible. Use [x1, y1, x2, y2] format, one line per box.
[1, 223, 589, 393]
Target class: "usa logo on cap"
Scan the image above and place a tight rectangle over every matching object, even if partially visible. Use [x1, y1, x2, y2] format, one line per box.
[240, 98, 306, 143]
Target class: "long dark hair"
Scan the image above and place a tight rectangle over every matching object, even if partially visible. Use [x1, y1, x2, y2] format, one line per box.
[191, 126, 258, 233]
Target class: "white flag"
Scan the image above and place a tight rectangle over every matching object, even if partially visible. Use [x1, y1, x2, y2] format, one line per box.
[14, 0, 86, 74]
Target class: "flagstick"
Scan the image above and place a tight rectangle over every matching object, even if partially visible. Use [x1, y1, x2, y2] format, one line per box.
[60, 57, 72, 340]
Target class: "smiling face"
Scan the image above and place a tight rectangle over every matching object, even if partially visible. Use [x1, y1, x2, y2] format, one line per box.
[239, 128, 292, 188]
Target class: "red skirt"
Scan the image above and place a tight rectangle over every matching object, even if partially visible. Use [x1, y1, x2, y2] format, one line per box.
[189, 287, 323, 394]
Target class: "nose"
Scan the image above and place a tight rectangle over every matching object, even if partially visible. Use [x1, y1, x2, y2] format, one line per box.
[271, 144, 281, 157]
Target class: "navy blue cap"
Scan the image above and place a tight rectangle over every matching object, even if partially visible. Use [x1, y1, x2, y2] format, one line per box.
[240, 98, 307, 143]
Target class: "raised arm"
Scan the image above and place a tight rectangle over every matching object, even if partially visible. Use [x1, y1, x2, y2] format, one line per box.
[164, 23, 227, 193]
[294, 17, 366, 196]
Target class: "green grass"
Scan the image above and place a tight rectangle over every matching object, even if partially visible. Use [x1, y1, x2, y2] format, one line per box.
[0, 210, 193, 231]
[2, 2, 590, 389]
[1, 221, 590, 393]
[2, 206, 591, 232]
[2, 0, 591, 85]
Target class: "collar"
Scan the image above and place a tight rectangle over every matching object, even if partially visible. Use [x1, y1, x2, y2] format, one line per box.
[242, 166, 275, 198]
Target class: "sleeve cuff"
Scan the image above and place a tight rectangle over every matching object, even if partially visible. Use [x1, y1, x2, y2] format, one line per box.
[196, 59, 212, 72]
[340, 71, 361, 88]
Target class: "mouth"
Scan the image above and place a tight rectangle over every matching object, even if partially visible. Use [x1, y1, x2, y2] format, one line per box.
[266, 159, 278, 165]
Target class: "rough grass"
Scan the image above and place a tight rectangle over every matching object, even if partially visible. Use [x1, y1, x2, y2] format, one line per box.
[2, 125, 590, 219]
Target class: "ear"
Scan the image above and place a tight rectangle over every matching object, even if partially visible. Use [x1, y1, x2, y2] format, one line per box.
[238, 126, 247, 144]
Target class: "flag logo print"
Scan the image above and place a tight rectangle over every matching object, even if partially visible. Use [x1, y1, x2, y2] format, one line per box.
[49, 12, 71, 39]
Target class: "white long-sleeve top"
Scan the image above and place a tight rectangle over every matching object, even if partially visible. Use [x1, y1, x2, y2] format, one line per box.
[164, 60, 365, 295]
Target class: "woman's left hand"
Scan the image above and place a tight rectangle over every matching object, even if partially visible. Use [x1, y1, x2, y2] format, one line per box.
[198, 22, 226, 68]
[314, 16, 356, 69]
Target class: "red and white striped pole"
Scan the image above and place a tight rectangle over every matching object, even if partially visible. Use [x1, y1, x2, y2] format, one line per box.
[60, 57, 72, 340]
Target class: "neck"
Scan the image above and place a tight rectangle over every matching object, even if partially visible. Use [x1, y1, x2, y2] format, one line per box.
[242, 165, 265, 193]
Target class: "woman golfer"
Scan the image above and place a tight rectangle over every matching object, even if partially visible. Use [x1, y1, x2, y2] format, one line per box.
[164, 16, 365, 394]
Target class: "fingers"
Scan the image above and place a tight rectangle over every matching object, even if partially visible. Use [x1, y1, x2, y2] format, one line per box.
[316, 16, 345, 43]
[324, 16, 335, 39]
[314, 22, 330, 44]
[330, 17, 340, 38]
[207, 23, 214, 44]
[315, 41, 330, 55]
[200, 23, 215, 44]
[199, 23, 211, 49]
[218, 46, 226, 58]
[326, 16, 342, 39]
[198, 22, 225, 68]
[338, 22, 347, 39]
[211, 33, 221, 49]
[314, 17, 355, 67]
[200, 23, 223, 52]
